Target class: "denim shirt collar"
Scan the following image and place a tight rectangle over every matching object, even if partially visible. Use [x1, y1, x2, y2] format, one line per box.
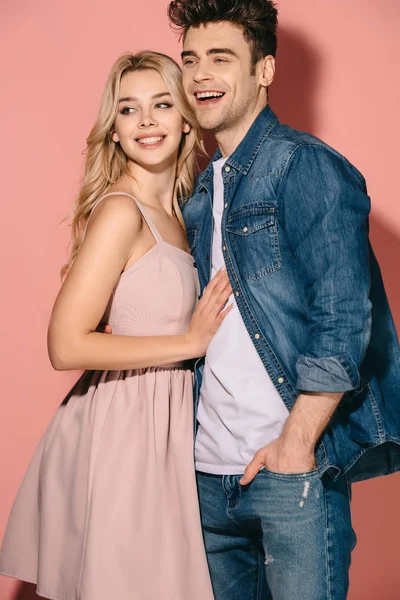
[196, 105, 279, 191]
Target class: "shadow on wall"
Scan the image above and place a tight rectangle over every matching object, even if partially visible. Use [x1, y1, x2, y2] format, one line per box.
[271, 25, 322, 134]
[370, 216, 400, 327]
[13, 583, 40, 600]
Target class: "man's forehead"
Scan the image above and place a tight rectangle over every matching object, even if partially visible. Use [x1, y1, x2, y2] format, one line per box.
[183, 21, 246, 49]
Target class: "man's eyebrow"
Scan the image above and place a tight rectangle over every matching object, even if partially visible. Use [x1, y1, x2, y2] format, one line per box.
[118, 92, 171, 103]
[181, 48, 238, 60]
[207, 47, 238, 58]
[181, 50, 199, 59]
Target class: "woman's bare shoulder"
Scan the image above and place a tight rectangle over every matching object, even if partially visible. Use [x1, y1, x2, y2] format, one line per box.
[86, 192, 143, 236]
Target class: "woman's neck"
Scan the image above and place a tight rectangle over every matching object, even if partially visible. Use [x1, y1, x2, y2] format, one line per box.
[124, 157, 177, 215]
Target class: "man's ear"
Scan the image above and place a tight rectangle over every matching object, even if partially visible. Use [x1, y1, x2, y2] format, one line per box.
[182, 122, 191, 134]
[258, 55, 275, 89]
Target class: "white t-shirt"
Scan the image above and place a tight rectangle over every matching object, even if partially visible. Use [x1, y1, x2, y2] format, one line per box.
[194, 157, 289, 474]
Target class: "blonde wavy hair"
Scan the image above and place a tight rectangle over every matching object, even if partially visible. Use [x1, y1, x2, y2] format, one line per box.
[62, 51, 202, 279]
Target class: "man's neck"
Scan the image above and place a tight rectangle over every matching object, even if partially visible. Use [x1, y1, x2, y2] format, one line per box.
[215, 99, 268, 157]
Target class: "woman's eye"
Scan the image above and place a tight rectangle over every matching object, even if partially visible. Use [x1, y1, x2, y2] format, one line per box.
[155, 102, 172, 109]
[120, 106, 135, 115]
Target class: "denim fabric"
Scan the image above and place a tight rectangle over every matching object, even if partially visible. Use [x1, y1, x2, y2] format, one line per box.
[183, 105, 400, 483]
[196, 470, 355, 600]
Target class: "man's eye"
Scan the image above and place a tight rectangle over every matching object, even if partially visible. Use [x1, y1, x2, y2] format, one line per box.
[156, 102, 172, 109]
[215, 58, 227, 63]
[183, 60, 195, 66]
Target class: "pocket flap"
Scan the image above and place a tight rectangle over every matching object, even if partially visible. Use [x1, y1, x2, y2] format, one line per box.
[226, 205, 277, 236]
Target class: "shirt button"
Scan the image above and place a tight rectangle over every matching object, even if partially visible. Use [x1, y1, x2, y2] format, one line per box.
[242, 226, 248, 233]
[277, 377, 284, 384]
[235, 291, 240, 297]
[224, 203, 228, 208]
[254, 333, 260, 340]
[223, 245, 226, 251]
[225, 166, 231, 172]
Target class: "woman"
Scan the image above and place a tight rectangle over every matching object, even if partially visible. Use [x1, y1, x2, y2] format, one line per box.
[0, 51, 231, 599]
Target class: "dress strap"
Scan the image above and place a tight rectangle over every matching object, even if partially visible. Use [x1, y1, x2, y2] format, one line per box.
[130, 197, 163, 243]
[82, 192, 163, 243]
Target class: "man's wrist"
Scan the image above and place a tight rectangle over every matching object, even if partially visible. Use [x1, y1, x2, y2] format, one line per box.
[280, 421, 317, 452]
[281, 391, 344, 451]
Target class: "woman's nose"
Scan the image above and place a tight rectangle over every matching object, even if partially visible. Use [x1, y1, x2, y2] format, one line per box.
[139, 111, 158, 128]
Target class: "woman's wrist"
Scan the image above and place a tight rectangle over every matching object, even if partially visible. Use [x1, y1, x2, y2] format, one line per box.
[181, 331, 202, 360]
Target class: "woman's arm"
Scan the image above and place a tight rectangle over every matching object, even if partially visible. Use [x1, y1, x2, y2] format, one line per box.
[48, 195, 231, 371]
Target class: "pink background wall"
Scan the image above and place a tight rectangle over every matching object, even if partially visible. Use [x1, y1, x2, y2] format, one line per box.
[1, 1, 399, 598]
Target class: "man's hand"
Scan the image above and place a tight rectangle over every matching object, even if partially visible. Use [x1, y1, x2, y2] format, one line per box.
[239, 435, 316, 485]
[239, 390, 343, 485]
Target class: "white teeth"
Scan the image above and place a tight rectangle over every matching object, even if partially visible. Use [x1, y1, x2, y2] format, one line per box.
[137, 136, 164, 144]
[196, 91, 224, 99]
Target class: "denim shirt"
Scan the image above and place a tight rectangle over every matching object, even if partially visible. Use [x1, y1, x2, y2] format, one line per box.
[182, 105, 400, 483]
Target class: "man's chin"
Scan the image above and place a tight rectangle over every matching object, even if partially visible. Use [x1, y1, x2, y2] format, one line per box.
[195, 113, 224, 133]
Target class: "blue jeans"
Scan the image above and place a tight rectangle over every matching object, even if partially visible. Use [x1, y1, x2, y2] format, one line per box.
[196, 469, 356, 600]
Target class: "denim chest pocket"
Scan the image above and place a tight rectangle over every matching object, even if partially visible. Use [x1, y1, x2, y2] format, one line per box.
[226, 205, 282, 279]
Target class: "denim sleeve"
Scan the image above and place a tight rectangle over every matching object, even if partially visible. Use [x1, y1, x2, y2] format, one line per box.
[279, 144, 372, 393]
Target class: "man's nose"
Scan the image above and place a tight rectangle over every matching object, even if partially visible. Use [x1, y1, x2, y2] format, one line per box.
[192, 62, 213, 83]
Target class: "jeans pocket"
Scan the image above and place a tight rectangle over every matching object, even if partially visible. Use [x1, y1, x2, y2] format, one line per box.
[260, 466, 321, 481]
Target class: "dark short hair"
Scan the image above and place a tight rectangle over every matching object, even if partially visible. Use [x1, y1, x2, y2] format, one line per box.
[168, 0, 278, 65]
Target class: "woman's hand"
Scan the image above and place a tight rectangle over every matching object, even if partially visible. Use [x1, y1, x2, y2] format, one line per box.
[184, 269, 232, 357]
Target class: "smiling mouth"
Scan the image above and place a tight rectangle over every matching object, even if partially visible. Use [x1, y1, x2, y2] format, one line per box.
[136, 135, 166, 147]
[194, 91, 225, 102]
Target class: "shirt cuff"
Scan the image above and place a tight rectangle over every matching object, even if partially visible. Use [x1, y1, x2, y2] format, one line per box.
[296, 353, 360, 393]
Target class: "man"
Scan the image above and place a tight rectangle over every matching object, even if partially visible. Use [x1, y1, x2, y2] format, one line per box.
[168, 0, 400, 598]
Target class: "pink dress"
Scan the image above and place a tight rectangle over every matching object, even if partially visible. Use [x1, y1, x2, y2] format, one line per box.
[0, 193, 214, 600]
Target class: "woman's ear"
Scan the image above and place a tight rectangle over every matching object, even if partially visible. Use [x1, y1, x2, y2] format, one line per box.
[182, 122, 191, 134]
[111, 130, 120, 142]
